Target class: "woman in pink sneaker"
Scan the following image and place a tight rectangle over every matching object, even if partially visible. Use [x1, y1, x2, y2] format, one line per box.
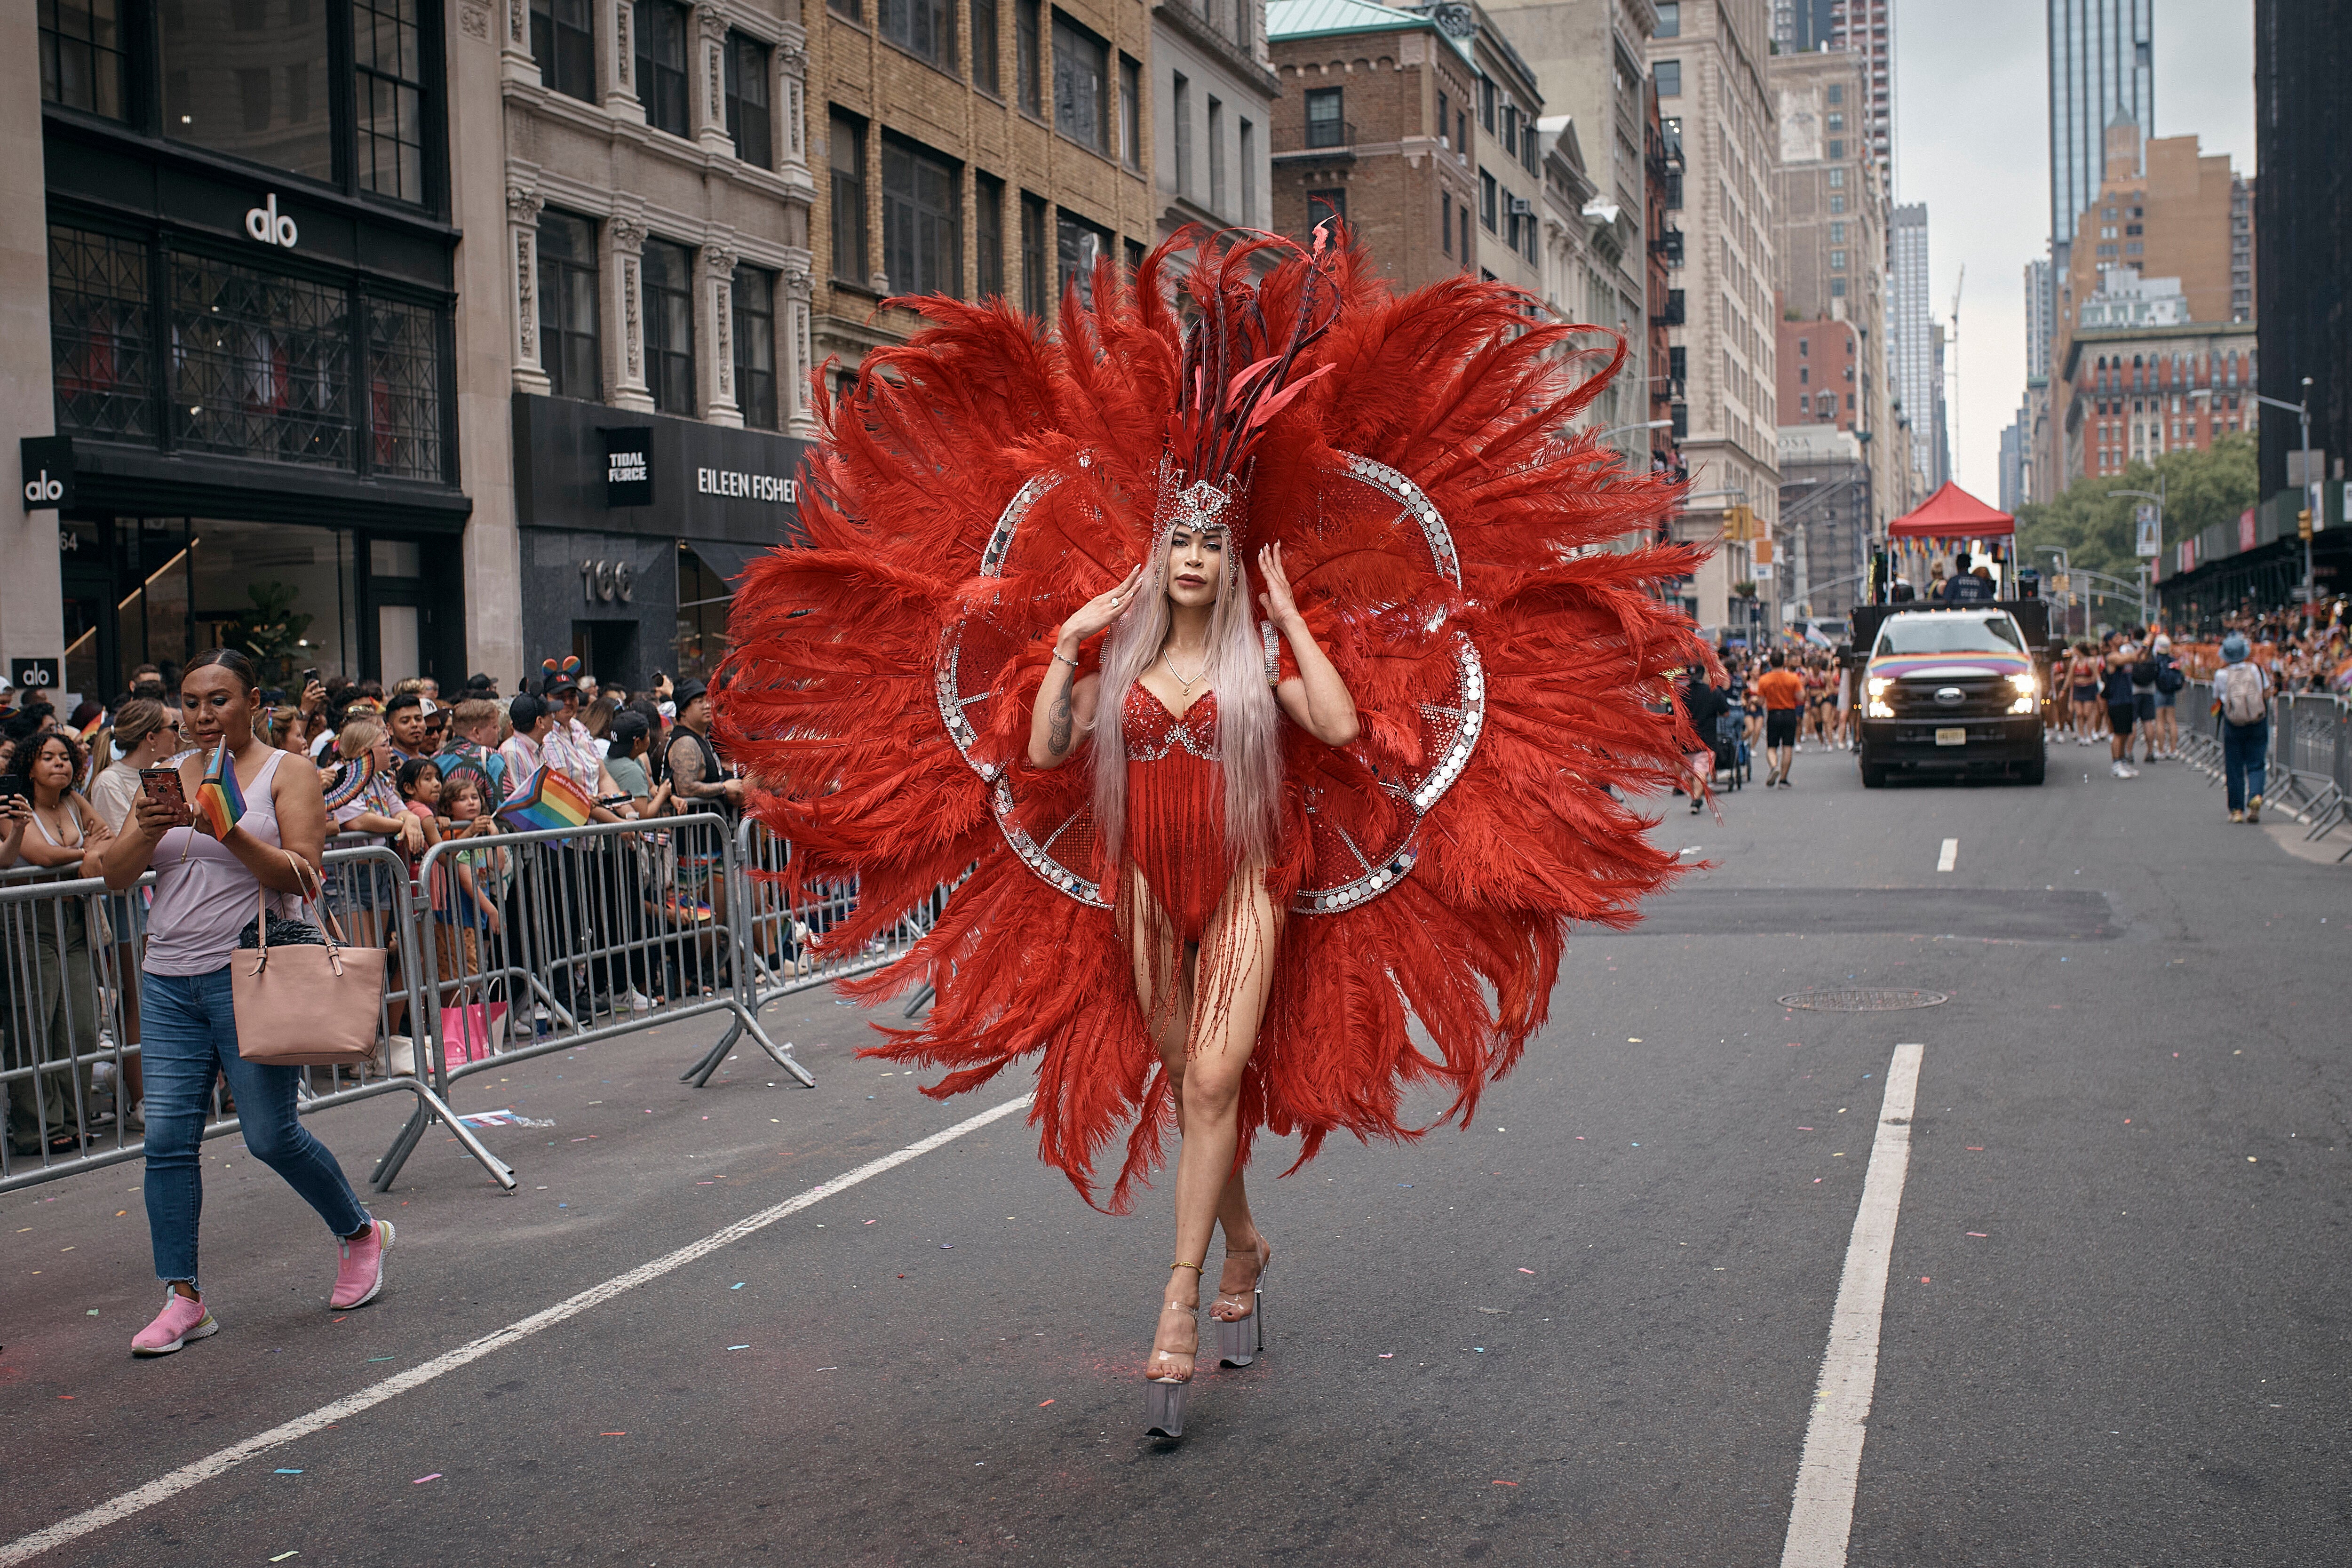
[96, 649, 393, 1356]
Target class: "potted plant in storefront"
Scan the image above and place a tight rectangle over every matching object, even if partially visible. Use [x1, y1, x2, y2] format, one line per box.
[222, 581, 314, 688]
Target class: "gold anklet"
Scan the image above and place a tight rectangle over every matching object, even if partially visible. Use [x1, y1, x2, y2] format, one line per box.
[1169, 1260, 1204, 1272]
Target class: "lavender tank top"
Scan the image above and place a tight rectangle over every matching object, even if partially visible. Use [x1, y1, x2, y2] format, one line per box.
[145, 748, 286, 977]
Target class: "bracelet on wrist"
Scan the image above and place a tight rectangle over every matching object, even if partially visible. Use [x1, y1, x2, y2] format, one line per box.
[1052, 649, 1081, 670]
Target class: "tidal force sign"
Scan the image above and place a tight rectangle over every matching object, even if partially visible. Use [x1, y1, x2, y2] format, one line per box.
[245, 193, 300, 248]
[694, 467, 798, 504]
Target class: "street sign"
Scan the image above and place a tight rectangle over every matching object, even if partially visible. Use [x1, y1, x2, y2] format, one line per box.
[2134, 504, 2161, 558]
[2289, 587, 2316, 603]
[9, 657, 61, 692]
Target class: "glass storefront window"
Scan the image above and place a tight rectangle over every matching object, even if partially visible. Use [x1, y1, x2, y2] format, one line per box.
[63, 517, 360, 700]
[171, 251, 353, 467]
[675, 544, 731, 682]
[366, 295, 443, 479]
[160, 0, 336, 183]
[50, 224, 154, 443]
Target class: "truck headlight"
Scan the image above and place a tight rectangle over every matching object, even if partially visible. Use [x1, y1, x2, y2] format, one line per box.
[1867, 700, 1894, 717]
[2010, 671, 2038, 695]
[2009, 695, 2037, 714]
[1866, 677, 1892, 700]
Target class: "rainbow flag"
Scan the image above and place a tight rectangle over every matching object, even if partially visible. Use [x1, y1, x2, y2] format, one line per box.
[496, 764, 596, 833]
[194, 745, 245, 838]
[75, 711, 104, 745]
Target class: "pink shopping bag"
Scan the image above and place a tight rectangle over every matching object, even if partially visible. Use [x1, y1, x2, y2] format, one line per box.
[439, 1001, 509, 1065]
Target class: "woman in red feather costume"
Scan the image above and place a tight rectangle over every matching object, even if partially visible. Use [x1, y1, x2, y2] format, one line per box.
[715, 228, 1706, 1437]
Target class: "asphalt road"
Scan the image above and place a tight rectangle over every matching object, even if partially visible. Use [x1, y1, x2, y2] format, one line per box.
[3, 740, 2347, 1566]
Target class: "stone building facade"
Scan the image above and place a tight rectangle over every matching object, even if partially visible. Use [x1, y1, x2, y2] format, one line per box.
[1768, 43, 1897, 526]
[1478, 0, 1660, 469]
[493, 0, 823, 685]
[1153, 0, 1279, 244]
[1266, 0, 1480, 289]
[1467, 4, 1545, 298]
[1646, 0, 1778, 635]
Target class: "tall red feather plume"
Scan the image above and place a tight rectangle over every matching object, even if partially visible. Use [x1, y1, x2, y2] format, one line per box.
[715, 227, 1710, 1211]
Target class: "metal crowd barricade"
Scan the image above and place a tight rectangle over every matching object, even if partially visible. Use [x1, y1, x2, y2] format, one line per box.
[672, 817, 943, 1086]
[371, 812, 814, 1186]
[0, 847, 516, 1198]
[2178, 680, 2352, 855]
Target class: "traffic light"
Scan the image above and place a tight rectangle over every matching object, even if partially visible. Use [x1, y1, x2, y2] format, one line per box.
[2300, 509, 2315, 541]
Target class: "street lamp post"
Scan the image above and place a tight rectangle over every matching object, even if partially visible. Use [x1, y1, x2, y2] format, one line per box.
[2251, 377, 2319, 628]
[2038, 545, 2071, 637]
[2107, 478, 2165, 629]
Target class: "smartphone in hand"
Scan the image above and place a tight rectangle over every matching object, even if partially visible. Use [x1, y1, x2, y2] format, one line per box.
[140, 765, 196, 828]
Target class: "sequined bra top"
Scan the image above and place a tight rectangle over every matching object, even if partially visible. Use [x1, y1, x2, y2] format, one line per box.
[1123, 683, 1220, 763]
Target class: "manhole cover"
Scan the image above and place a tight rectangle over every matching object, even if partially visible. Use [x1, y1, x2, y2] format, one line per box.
[1778, 988, 1950, 1011]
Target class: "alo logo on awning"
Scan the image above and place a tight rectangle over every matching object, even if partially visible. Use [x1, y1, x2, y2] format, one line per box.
[244, 193, 299, 248]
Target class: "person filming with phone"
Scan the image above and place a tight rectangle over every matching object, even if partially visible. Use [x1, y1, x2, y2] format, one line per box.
[94, 649, 395, 1358]
[1, 728, 115, 1157]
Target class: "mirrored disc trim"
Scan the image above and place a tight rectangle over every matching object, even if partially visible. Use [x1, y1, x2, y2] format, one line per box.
[934, 453, 1487, 915]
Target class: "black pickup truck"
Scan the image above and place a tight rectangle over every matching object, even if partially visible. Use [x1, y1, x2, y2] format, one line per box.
[1846, 603, 2050, 787]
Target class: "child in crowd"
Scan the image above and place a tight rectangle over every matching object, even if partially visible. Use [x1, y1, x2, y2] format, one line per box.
[431, 778, 507, 1015]
[395, 756, 444, 875]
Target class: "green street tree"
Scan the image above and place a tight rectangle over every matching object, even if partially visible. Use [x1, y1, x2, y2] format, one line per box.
[2016, 433, 2257, 583]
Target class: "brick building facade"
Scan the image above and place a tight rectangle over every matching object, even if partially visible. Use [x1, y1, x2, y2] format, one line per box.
[1266, 0, 1479, 289]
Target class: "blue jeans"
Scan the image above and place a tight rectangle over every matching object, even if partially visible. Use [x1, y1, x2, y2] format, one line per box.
[140, 967, 371, 1289]
[2223, 719, 2269, 813]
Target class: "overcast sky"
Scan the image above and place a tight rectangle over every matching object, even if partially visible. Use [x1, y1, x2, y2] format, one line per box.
[1889, 0, 2256, 502]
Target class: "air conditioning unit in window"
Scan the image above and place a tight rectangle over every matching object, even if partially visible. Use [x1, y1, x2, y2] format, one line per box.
[1507, 196, 1533, 217]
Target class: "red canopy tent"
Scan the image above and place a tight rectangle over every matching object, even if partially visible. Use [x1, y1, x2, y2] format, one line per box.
[1888, 481, 2015, 539]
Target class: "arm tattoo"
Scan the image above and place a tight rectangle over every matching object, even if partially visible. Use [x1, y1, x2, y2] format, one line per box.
[669, 737, 718, 797]
[1048, 683, 1074, 756]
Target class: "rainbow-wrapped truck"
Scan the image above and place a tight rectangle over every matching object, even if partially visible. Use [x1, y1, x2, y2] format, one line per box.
[1853, 606, 2050, 787]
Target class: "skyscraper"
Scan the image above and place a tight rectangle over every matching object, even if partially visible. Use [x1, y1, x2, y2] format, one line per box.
[1771, 0, 1834, 51]
[1827, 0, 1893, 180]
[2024, 257, 2054, 379]
[1891, 203, 1944, 491]
[2048, 0, 2154, 250]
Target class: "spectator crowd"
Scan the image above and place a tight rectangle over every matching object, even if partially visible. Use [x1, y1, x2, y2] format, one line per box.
[1, 657, 766, 1159]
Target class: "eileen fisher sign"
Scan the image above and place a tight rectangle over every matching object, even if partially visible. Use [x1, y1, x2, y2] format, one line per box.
[696, 467, 798, 504]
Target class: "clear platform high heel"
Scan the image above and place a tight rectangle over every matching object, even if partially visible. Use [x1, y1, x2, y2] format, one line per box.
[1212, 1244, 1271, 1369]
[1145, 1265, 1201, 1439]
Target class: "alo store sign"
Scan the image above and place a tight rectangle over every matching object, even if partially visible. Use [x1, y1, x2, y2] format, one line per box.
[19, 437, 74, 511]
[244, 193, 300, 248]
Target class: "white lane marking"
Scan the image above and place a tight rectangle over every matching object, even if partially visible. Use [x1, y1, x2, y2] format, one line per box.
[1936, 838, 1958, 873]
[0, 1093, 1036, 1567]
[1779, 1043, 1923, 1568]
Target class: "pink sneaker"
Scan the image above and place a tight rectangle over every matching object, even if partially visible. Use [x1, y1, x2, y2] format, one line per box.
[331, 1218, 394, 1309]
[131, 1290, 219, 1357]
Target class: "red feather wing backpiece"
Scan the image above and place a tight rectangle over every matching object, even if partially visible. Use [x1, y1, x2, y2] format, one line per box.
[715, 231, 1709, 1212]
